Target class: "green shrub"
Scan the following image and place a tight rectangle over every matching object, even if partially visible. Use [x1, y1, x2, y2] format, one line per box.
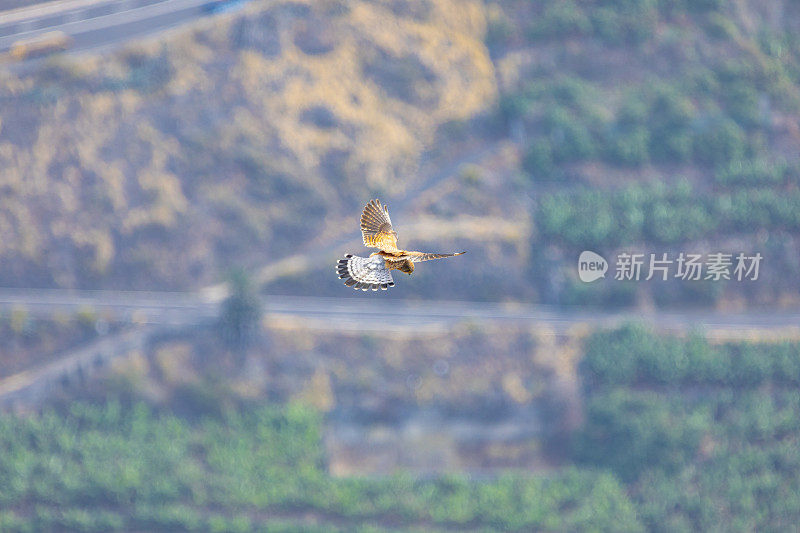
[537, 189, 617, 248]
[605, 126, 650, 166]
[0, 511, 31, 533]
[715, 158, 790, 186]
[590, 1, 659, 45]
[590, 7, 623, 44]
[574, 389, 708, 481]
[718, 189, 800, 232]
[528, 1, 591, 40]
[536, 177, 800, 248]
[497, 93, 530, 124]
[687, 0, 724, 13]
[523, 140, 556, 180]
[543, 107, 597, 162]
[693, 116, 746, 166]
[720, 81, 762, 127]
[581, 324, 800, 388]
[705, 12, 739, 40]
[642, 181, 717, 243]
[547, 76, 600, 110]
[647, 86, 696, 162]
[485, 11, 513, 50]
[536, 181, 719, 248]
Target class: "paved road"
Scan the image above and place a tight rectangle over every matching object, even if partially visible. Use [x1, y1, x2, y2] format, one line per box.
[265, 296, 800, 335]
[0, 288, 218, 325]
[0, 289, 797, 409]
[0, 288, 797, 334]
[0, 0, 227, 58]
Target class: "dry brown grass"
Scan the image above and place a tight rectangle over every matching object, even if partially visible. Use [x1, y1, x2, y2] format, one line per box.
[0, 0, 497, 289]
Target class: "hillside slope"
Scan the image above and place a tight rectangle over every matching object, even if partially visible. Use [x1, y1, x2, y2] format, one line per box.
[1, 0, 799, 307]
[0, 0, 497, 292]
[487, 0, 800, 308]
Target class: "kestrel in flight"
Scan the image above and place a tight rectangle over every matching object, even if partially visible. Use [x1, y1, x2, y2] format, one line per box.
[336, 199, 465, 291]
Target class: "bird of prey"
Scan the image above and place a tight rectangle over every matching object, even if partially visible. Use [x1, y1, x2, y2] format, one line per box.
[336, 199, 465, 291]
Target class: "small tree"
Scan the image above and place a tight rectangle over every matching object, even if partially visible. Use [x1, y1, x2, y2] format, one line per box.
[219, 269, 263, 353]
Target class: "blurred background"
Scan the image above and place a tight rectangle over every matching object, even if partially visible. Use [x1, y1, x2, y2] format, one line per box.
[0, 0, 799, 531]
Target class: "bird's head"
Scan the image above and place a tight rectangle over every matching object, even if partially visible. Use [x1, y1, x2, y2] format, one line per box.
[399, 261, 414, 275]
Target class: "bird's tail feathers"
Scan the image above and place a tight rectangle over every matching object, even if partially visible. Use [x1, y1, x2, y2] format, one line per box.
[336, 254, 395, 291]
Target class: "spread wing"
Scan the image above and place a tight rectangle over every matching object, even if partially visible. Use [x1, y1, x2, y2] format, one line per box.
[360, 199, 399, 252]
[405, 251, 466, 262]
[336, 254, 395, 291]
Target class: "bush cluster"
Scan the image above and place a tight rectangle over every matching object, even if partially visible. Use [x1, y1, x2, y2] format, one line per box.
[0, 402, 642, 532]
[537, 181, 800, 248]
[575, 325, 800, 530]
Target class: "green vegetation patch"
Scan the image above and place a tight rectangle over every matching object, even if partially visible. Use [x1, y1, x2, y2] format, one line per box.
[0, 402, 641, 532]
[575, 324, 800, 531]
[536, 180, 800, 248]
[581, 322, 800, 388]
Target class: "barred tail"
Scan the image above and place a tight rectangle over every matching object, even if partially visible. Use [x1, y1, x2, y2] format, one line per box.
[336, 254, 395, 291]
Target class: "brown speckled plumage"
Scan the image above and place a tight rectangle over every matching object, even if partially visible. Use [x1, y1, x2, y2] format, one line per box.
[336, 199, 465, 291]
